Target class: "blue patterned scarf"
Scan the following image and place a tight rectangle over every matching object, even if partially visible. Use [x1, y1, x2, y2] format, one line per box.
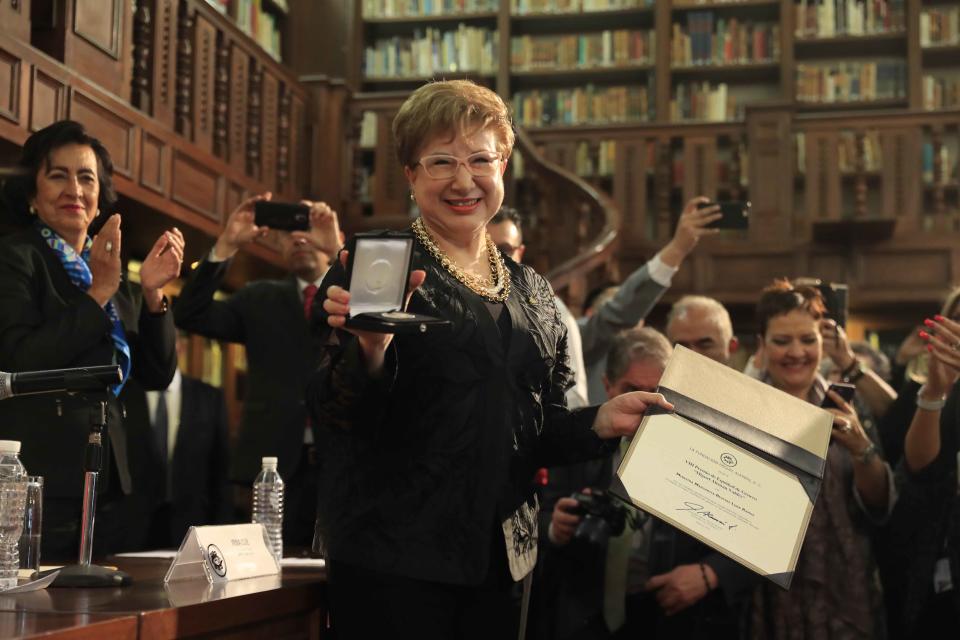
[34, 220, 130, 395]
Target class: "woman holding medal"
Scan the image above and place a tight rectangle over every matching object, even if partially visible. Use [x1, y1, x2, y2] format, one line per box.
[748, 280, 893, 640]
[0, 120, 182, 559]
[311, 80, 672, 638]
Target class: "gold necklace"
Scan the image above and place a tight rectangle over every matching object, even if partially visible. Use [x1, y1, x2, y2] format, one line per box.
[412, 217, 511, 303]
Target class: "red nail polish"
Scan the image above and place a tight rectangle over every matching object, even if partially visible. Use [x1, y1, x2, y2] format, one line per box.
[919, 330, 929, 339]
[935, 315, 945, 322]
[924, 319, 936, 328]
[927, 344, 934, 352]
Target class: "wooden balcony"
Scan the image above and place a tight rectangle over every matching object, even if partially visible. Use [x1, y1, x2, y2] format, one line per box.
[0, 0, 350, 280]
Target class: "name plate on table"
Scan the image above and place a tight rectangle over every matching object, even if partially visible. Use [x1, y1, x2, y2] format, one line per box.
[610, 346, 833, 589]
[164, 524, 280, 584]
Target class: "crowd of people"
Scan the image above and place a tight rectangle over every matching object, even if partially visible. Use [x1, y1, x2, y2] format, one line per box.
[0, 80, 957, 640]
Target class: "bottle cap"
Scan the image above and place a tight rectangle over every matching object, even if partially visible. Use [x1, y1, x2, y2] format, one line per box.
[0, 440, 21, 454]
[262, 456, 278, 466]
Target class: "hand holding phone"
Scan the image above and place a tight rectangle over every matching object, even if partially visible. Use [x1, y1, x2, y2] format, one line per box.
[697, 200, 750, 230]
[821, 382, 856, 410]
[254, 201, 310, 231]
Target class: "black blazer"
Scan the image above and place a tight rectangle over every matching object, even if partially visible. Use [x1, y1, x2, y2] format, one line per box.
[309, 239, 612, 586]
[173, 257, 324, 484]
[126, 374, 233, 546]
[0, 227, 176, 498]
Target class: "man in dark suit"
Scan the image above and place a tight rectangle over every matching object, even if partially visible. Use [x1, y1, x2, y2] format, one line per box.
[174, 194, 340, 546]
[126, 344, 233, 548]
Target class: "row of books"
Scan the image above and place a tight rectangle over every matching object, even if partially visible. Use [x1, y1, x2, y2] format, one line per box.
[669, 82, 739, 122]
[575, 140, 618, 177]
[922, 75, 960, 112]
[510, 30, 655, 71]
[795, 61, 906, 103]
[362, 0, 497, 18]
[364, 26, 498, 78]
[922, 141, 959, 186]
[234, 0, 282, 62]
[794, 0, 905, 39]
[511, 0, 653, 15]
[511, 84, 654, 127]
[671, 15, 780, 67]
[920, 7, 960, 48]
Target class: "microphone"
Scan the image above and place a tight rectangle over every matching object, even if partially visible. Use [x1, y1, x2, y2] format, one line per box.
[0, 365, 122, 400]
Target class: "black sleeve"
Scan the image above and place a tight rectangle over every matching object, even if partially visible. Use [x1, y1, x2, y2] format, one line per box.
[0, 246, 113, 371]
[173, 257, 248, 342]
[127, 282, 177, 390]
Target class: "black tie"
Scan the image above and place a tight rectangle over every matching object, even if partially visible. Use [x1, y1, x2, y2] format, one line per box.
[155, 390, 170, 500]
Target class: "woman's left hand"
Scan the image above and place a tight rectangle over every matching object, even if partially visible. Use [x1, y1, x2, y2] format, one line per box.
[140, 227, 185, 309]
[824, 389, 872, 457]
[593, 391, 675, 439]
[922, 315, 960, 375]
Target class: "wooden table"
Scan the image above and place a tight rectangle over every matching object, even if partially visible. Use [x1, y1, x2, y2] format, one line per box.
[0, 558, 327, 639]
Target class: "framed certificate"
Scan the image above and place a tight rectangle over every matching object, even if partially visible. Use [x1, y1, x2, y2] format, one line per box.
[610, 346, 833, 589]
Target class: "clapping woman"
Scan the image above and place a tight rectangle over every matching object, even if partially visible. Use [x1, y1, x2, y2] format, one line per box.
[0, 120, 183, 559]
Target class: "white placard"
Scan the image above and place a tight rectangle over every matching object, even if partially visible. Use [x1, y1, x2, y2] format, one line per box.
[164, 524, 280, 584]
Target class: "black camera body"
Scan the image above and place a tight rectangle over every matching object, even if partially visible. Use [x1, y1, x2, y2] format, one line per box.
[570, 490, 627, 545]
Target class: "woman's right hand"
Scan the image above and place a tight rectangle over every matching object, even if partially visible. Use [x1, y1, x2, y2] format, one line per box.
[323, 250, 426, 375]
[88, 213, 122, 307]
[213, 192, 271, 260]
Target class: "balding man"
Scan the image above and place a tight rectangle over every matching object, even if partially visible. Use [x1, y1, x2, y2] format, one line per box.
[665, 295, 738, 365]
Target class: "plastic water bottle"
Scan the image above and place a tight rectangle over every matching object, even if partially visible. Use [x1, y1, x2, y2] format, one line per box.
[0, 441, 27, 590]
[252, 456, 284, 562]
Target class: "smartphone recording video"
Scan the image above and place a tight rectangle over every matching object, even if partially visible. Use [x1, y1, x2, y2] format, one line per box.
[254, 201, 310, 232]
[698, 200, 750, 230]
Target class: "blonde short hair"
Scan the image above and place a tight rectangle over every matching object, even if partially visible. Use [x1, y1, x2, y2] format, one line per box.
[392, 80, 514, 168]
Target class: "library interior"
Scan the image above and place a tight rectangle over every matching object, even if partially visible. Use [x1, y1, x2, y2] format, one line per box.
[0, 0, 958, 638]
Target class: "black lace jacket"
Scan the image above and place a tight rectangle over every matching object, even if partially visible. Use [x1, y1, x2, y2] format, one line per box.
[308, 236, 614, 586]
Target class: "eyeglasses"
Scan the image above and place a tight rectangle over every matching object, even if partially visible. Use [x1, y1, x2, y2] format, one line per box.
[416, 151, 502, 180]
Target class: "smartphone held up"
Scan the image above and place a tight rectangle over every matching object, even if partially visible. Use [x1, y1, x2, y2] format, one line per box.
[697, 200, 751, 230]
[254, 201, 310, 231]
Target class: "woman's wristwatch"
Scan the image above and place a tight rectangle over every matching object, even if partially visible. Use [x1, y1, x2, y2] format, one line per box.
[840, 359, 865, 384]
[916, 385, 947, 411]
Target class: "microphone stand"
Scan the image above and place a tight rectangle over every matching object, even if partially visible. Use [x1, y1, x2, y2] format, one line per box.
[50, 393, 131, 587]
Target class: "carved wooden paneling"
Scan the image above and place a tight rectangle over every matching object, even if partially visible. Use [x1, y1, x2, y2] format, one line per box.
[705, 254, 795, 291]
[70, 91, 136, 178]
[227, 44, 250, 172]
[0, 48, 21, 124]
[614, 139, 648, 249]
[171, 150, 221, 221]
[747, 109, 792, 242]
[373, 112, 406, 216]
[859, 250, 952, 290]
[288, 92, 306, 198]
[191, 13, 217, 153]
[175, 0, 193, 138]
[66, 0, 131, 99]
[140, 133, 168, 196]
[225, 182, 245, 219]
[806, 253, 848, 284]
[880, 128, 921, 228]
[73, 0, 122, 58]
[802, 132, 842, 222]
[0, 0, 32, 43]
[213, 32, 229, 159]
[682, 137, 717, 203]
[260, 70, 279, 189]
[246, 63, 262, 179]
[150, 0, 177, 128]
[30, 68, 67, 131]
